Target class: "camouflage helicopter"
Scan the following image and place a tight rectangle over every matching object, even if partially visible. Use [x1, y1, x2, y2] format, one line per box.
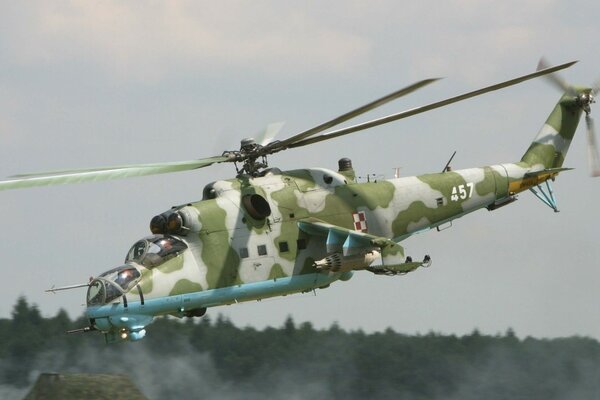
[1, 60, 598, 343]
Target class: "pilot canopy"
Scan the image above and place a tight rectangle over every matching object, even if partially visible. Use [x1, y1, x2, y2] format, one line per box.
[125, 234, 188, 268]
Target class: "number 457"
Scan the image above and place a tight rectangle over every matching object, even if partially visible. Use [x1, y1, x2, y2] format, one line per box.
[450, 182, 474, 202]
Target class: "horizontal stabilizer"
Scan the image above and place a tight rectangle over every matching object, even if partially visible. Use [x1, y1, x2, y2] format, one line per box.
[524, 167, 573, 178]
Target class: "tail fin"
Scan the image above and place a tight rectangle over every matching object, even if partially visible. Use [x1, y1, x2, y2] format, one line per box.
[521, 89, 590, 169]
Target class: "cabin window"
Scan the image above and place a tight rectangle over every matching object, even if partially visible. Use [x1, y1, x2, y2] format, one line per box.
[279, 241, 289, 253]
[297, 238, 307, 250]
[257, 244, 267, 256]
[436, 197, 444, 206]
[239, 247, 249, 259]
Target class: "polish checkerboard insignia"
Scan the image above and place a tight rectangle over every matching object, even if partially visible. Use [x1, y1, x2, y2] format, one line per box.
[352, 211, 368, 232]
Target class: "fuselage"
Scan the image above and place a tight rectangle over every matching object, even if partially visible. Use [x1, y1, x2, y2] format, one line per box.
[86, 160, 550, 341]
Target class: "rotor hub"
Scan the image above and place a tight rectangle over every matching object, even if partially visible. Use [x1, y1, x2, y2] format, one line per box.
[577, 93, 595, 115]
[240, 137, 258, 151]
[220, 138, 271, 177]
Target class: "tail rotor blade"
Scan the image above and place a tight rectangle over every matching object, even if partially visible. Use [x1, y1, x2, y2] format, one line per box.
[591, 78, 600, 96]
[586, 115, 600, 177]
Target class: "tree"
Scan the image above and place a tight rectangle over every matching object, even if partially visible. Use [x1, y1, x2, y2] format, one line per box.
[3, 297, 47, 386]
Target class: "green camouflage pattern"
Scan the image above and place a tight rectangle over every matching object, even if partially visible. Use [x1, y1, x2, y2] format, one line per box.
[521, 89, 589, 169]
[115, 88, 588, 309]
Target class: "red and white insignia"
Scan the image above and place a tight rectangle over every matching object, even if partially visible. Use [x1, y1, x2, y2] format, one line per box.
[352, 211, 368, 232]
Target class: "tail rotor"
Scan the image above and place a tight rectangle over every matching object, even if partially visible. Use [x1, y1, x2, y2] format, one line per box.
[581, 86, 600, 177]
[586, 115, 600, 177]
[538, 57, 600, 177]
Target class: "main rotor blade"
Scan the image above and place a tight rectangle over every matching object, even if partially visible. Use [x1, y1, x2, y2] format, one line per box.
[257, 121, 285, 146]
[537, 57, 572, 93]
[267, 78, 440, 152]
[0, 156, 229, 191]
[289, 61, 577, 149]
[586, 115, 600, 177]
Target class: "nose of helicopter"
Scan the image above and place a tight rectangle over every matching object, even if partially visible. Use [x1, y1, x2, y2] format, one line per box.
[85, 263, 152, 342]
[88, 312, 153, 342]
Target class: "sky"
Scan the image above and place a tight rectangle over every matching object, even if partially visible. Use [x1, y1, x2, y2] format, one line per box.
[0, 0, 599, 340]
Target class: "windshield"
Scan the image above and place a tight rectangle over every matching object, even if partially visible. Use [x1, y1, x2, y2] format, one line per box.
[87, 280, 105, 306]
[86, 264, 141, 306]
[100, 265, 141, 291]
[125, 234, 188, 268]
[86, 279, 123, 306]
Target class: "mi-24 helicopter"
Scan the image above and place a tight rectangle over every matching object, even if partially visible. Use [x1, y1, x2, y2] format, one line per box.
[1, 59, 598, 343]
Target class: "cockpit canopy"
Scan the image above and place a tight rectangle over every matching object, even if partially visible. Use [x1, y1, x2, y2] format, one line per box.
[125, 234, 188, 268]
[87, 264, 141, 306]
[86, 235, 187, 307]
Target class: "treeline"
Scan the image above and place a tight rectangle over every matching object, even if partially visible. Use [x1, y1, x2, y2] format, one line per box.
[1, 297, 599, 400]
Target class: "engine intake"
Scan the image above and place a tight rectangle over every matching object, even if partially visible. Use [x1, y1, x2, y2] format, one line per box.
[242, 194, 271, 220]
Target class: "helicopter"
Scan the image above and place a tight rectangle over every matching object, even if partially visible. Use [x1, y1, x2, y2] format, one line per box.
[1, 59, 598, 343]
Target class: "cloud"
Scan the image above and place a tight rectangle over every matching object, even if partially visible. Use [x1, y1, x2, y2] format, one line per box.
[0, 1, 371, 83]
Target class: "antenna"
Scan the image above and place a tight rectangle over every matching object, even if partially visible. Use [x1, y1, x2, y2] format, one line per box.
[442, 151, 457, 173]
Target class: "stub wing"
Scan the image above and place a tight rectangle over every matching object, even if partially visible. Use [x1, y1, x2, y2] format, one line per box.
[297, 218, 430, 275]
[297, 217, 399, 256]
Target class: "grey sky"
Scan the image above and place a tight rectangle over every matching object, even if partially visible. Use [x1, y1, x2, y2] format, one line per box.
[1, 1, 599, 339]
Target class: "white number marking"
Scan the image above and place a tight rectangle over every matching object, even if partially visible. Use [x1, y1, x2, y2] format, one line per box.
[450, 182, 474, 202]
[466, 182, 474, 198]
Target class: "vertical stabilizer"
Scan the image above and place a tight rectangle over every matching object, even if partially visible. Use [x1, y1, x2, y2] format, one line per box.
[521, 89, 590, 169]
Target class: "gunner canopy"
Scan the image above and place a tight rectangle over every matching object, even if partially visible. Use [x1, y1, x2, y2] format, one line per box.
[86, 264, 141, 306]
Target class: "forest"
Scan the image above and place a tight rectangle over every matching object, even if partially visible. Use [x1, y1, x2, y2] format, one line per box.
[0, 297, 599, 399]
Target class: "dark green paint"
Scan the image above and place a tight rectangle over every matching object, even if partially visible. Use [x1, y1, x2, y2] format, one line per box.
[268, 264, 286, 280]
[198, 200, 242, 289]
[157, 255, 184, 274]
[169, 279, 203, 296]
[300, 256, 317, 275]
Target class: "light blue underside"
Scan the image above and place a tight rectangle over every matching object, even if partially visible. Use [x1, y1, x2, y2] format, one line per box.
[87, 272, 351, 323]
